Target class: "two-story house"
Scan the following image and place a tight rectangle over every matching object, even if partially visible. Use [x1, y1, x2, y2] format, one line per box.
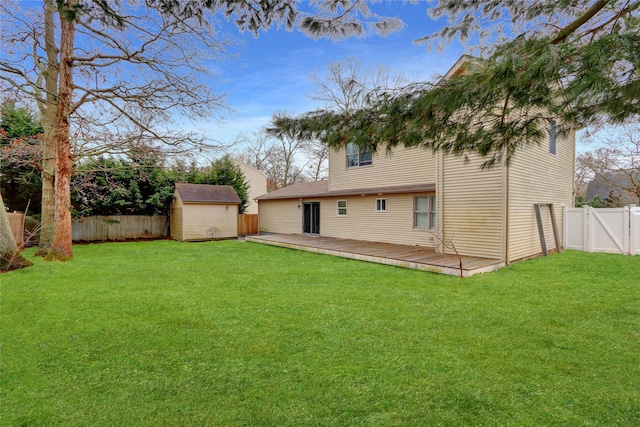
[254, 56, 575, 264]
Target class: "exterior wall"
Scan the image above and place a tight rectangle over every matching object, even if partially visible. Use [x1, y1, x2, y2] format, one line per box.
[258, 199, 302, 234]
[234, 160, 268, 214]
[507, 128, 575, 261]
[328, 146, 437, 191]
[320, 194, 437, 247]
[170, 193, 184, 240]
[181, 203, 238, 240]
[257, 126, 574, 263]
[440, 153, 506, 259]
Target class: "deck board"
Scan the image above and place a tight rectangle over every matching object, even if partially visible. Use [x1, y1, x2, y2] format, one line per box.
[246, 234, 504, 277]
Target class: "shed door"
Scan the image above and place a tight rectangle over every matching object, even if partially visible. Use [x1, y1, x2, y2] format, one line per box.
[303, 202, 320, 235]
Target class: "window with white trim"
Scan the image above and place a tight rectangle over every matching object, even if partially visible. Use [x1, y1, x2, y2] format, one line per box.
[414, 196, 436, 229]
[346, 142, 373, 167]
[375, 198, 386, 212]
[337, 200, 347, 216]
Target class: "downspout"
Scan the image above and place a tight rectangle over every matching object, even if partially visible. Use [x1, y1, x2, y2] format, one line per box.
[437, 151, 444, 253]
[255, 198, 260, 235]
[505, 163, 510, 264]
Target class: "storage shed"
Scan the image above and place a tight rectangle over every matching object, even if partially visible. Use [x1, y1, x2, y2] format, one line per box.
[170, 183, 241, 241]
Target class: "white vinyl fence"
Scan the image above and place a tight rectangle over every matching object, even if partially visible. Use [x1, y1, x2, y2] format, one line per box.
[563, 206, 640, 256]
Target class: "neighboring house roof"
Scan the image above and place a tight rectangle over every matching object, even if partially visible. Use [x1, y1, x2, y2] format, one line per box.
[175, 183, 241, 204]
[255, 180, 435, 201]
[586, 170, 639, 206]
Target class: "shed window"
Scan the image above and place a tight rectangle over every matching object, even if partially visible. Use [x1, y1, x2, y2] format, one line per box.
[346, 142, 373, 167]
[375, 198, 386, 212]
[414, 196, 436, 229]
[337, 200, 347, 217]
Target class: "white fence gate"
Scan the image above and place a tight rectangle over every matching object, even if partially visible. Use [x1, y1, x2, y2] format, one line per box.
[563, 206, 640, 256]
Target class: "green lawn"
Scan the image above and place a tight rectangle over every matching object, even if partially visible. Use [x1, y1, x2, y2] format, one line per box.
[1, 240, 639, 426]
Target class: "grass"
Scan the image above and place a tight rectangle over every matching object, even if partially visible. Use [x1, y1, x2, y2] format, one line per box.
[1, 240, 639, 426]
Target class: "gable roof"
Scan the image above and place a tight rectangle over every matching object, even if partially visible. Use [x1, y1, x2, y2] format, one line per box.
[175, 183, 241, 204]
[256, 180, 329, 201]
[255, 180, 435, 201]
[440, 54, 479, 82]
[232, 159, 268, 178]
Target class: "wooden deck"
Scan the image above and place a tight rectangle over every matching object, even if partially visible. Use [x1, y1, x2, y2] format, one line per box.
[246, 234, 504, 277]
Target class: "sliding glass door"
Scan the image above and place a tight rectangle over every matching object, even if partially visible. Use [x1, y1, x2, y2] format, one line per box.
[302, 202, 320, 235]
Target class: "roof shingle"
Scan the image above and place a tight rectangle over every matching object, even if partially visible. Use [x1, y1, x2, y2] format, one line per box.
[255, 180, 435, 201]
[175, 183, 241, 204]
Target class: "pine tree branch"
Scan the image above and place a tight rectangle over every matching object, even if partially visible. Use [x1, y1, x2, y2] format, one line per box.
[551, 0, 611, 44]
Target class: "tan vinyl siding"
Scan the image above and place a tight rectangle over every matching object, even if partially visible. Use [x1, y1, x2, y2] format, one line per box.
[170, 207, 183, 240]
[258, 199, 302, 234]
[234, 160, 268, 214]
[170, 193, 184, 240]
[328, 146, 437, 191]
[321, 194, 437, 247]
[441, 154, 505, 259]
[507, 128, 575, 261]
[180, 204, 238, 240]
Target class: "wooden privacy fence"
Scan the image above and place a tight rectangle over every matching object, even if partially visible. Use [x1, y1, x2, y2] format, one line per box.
[563, 205, 639, 256]
[72, 216, 168, 241]
[238, 214, 258, 235]
[7, 213, 24, 247]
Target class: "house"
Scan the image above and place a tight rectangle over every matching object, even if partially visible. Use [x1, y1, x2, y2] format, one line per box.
[254, 57, 576, 264]
[585, 170, 640, 207]
[170, 183, 241, 241]
[232, 160, 268, 215]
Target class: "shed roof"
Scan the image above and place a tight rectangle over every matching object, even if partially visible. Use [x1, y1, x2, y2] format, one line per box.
[255, 180, 435, 201]
[175, 183, 241, 204]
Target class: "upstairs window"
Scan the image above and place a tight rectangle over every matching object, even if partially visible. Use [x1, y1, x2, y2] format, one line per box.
[346, 142, 373, 167]
[375, 198, 387, 212]
[549, 119, 557, 155]
[414, 196, 436, 229]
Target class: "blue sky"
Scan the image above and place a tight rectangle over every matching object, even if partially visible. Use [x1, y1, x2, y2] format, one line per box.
[200, 2, 467, 147]
[5, 1, 601, 151]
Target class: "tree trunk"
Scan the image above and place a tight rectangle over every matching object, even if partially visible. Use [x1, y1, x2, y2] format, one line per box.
[38, 145, 56, 255]
[0, 194, 33, 271]
[36, 0, 59, 256]
[47, 3, 76, 261]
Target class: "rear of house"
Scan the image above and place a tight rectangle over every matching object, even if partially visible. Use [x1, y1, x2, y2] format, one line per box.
[255, 126, 574, 263]
[171, 183, 241, 241]
[254, 55, 575, 264]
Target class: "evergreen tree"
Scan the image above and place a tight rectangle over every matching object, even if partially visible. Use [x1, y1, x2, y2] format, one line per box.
[201, 156, 250, 214]
[71, 155, 176, 217]
[273, 1, 640, 168]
